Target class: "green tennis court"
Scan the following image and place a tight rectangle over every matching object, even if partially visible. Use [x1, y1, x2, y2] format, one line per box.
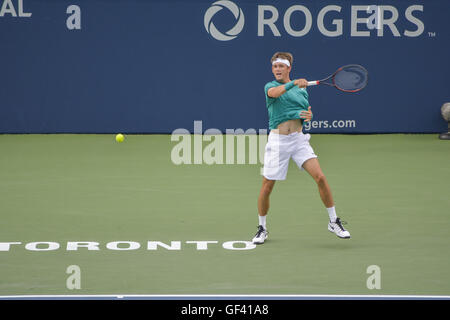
[0, 134, 449, 296]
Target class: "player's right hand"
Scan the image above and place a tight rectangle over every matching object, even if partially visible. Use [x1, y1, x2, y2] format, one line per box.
[295, 79, 308, 88]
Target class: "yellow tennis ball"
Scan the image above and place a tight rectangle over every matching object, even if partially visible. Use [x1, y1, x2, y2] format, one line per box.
[115, 133, 124, 143]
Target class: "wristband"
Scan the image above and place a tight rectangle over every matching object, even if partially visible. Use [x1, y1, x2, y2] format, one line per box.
[284, 81, 295, 91]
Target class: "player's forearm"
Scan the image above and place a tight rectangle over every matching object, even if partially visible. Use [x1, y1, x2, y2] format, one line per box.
[267, 79, 308, 98]
[267, 85, 288, 98]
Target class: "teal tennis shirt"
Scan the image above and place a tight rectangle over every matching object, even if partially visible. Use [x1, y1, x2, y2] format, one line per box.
[264, 80, 310, 130]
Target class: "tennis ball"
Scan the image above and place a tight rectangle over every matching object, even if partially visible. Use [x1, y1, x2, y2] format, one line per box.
[115, 133, 124, 143]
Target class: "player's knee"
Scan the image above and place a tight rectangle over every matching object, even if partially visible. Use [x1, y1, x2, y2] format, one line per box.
[314, 173, 326, 185]
[262, 180, 275, 195]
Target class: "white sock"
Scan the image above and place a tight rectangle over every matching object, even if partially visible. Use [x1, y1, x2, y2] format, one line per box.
[258, 215, 267, 230]
[327, 207, 337, 223]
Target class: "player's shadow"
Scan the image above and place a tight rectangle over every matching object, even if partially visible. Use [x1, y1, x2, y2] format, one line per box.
[311, 242, 356, 250]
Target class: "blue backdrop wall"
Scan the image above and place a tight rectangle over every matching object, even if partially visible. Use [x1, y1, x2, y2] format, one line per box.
[0, 0, 449, 133]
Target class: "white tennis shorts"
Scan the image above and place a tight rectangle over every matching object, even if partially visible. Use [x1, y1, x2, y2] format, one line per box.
[263, 131, 318, 180]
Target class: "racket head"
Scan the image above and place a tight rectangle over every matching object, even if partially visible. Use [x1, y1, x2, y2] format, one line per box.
[332, 64, 368, 92]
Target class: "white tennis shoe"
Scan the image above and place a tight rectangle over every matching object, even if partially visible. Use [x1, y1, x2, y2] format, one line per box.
[328, 218, 351, 239]
[252, 225, 268, 244]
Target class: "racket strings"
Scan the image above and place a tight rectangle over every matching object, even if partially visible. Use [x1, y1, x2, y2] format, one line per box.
[333, 65, 368, 92]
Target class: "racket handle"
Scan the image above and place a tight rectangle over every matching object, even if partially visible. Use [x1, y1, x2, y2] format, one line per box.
[307, 81, 319, 86]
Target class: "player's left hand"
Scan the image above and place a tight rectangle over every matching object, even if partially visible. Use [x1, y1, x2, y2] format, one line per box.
[300, 106, 313, 122]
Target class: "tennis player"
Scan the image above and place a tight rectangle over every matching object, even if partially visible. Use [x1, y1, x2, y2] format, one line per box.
[252, 52, 350, 244]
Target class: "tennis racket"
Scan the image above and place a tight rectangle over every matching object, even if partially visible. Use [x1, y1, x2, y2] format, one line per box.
[307, 64, 368, 93]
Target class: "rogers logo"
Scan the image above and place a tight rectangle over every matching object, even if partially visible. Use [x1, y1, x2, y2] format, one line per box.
[204, 0, 245, 41]
[203, 3, 425, 39]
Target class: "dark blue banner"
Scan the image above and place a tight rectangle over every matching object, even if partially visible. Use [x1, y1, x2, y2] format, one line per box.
[0, 0, 449, 133]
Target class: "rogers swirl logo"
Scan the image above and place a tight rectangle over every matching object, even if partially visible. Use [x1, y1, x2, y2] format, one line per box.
[204, 0, 245, 41]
